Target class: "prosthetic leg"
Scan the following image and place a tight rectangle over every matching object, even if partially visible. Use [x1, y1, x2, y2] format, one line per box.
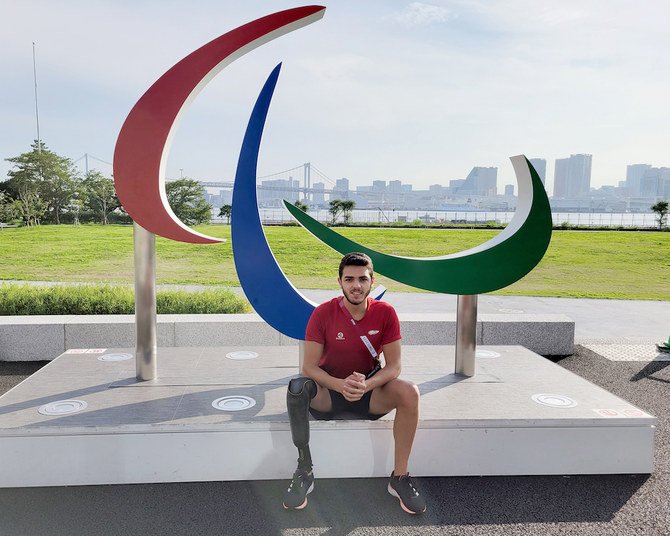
[283, 376, 318, 509]
[287, 376, 317, 471]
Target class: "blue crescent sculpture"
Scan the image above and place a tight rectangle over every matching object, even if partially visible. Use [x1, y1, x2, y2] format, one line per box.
[231, 64, 385, 340]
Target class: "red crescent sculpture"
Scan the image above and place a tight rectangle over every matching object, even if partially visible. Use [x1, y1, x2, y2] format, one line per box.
[113, 6, 326, 244]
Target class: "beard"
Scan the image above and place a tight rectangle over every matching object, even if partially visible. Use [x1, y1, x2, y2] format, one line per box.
[342, 286, 371, 306]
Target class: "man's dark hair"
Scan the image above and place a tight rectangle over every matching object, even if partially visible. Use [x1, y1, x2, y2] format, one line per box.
[338, 252, 374, 279]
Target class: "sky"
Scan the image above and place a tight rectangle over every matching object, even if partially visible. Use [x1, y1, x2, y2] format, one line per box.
[1, 0, 668, 194]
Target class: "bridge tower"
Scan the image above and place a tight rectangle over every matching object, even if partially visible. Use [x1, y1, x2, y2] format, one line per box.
[303, 162, 311, 204]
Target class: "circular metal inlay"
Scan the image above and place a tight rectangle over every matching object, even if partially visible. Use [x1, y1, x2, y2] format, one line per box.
[38, 400, 88, 416]
[98, 353, 133, 362]
[622, 408, 645, 417]
[212, 396, 256, 412]
[476, 350, 501, 358]
[498, 308, 524, 314]
[225, 351, 259, 360]
[531, 394, 577, 408]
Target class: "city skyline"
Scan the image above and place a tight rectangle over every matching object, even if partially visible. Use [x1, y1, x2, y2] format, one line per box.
[156, 154, 667, 197]
[208, 155, 668, 215]
[1, 2, 668, 192]
[210, 154, 665, 198]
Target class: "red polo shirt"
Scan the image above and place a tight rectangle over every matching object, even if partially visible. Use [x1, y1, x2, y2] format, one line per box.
[305, 297, 401, 379]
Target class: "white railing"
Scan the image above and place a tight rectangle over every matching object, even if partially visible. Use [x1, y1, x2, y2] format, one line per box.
[212, 209, 660, 228]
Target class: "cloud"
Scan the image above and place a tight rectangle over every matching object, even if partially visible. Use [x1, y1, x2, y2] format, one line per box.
[391, 2, 453, 26]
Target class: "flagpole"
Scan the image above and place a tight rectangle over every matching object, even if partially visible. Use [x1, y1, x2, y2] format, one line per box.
[32, 42, 41, 152]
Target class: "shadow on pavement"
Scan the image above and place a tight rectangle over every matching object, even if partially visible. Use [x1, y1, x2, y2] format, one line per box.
[0, 361, 48, 376]
[630, 360, 670, 383]
[263, 475, 648, 534]
[0, 474, 648, 536]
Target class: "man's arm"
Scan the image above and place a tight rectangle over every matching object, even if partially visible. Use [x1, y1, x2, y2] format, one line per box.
[301, 340, 346, 394]
[338, 339, 403, 400]
[302, 337, 402, 401]
[302, 340, 370, 402]
[364, 339, 401, 393]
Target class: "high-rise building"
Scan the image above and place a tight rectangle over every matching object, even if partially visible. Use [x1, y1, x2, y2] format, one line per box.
[553, 159, 570, 198]
[640, 167, 670, 198]
[448, 179, 465, 192]
[504, 184, 515, 196]
[312, 182, 325, 205]
[552, 154, 592, 198]
[332, 177, 350, 200]
[455, 167, 497, 197]
[259, 178, 300, 206]
[528, 158, 547, 185]
[626, 164, 651, 197]
[372, 180, 387, 192]
[388, 180, 403, 193]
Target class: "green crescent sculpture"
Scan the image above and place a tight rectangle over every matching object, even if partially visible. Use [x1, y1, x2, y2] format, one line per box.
[284, 155, 552, 295]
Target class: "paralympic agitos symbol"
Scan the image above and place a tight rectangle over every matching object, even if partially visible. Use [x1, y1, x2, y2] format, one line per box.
[113, 6, 552, 341]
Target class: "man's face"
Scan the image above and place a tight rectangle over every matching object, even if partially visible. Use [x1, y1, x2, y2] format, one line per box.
[338, 265, 374, 306]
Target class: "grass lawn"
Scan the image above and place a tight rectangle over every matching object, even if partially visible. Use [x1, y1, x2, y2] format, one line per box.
[0, 224, 668, 300]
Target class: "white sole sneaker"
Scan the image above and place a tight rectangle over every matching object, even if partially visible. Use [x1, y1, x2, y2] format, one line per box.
[388, 482, 426, 515]
[283, 481, 314, 510]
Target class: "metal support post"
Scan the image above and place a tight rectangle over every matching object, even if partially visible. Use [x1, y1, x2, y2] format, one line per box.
[455, 294, 477, 377]
[133, 222, 157, 381]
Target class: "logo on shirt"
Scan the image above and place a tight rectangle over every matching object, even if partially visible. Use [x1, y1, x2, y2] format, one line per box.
[336, 332, 345, 340]
[367, 330, 379, 335]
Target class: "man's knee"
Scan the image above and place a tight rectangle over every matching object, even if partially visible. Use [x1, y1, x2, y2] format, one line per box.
[391, 379, 420, 409]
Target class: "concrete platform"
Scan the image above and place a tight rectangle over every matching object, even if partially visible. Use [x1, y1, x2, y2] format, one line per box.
[0, 345, 655, 488]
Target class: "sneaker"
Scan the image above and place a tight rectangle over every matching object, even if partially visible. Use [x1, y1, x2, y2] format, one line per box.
[388, 471, 426, 514]
[282, 467, 314, 510]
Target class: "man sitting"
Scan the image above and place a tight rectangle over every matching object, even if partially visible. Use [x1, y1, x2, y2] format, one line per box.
[283, 252, 425, 514]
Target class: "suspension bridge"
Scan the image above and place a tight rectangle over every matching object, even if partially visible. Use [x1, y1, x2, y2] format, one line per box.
[72, 156, 344, 202]
[199, 162, 346, 201]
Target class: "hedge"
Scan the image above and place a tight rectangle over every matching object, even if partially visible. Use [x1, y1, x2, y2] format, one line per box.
[0, 284, 250, 315]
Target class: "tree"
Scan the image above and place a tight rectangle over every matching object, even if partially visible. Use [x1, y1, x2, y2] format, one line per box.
[14, 190, 47, 226]
[0, 191, 19, 225]
[218, 204, 232, 224]
[4, 140, 79, 224]
[329, 199, 343, 224]
[165, 178, 212, 225]
[293, 200, 308, 213]
[340, 199, 355, 224]
[651, 200, 668, 229]
[67, 193, 85, 226]
[83, 171, 119, 225]
[40, 172, 77, 224]
[329, 199, 356, 224]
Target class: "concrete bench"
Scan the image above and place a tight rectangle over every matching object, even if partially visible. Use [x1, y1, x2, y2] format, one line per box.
[0, 313, 574, 361]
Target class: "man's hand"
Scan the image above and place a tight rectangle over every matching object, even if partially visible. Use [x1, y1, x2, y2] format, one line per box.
[341, 372, 367, 402]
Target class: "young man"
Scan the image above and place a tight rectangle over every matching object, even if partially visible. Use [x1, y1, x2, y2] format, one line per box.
[283, 252, 425, 514]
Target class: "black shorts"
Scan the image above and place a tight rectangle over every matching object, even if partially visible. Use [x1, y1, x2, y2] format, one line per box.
[309, 389, 387, 421]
